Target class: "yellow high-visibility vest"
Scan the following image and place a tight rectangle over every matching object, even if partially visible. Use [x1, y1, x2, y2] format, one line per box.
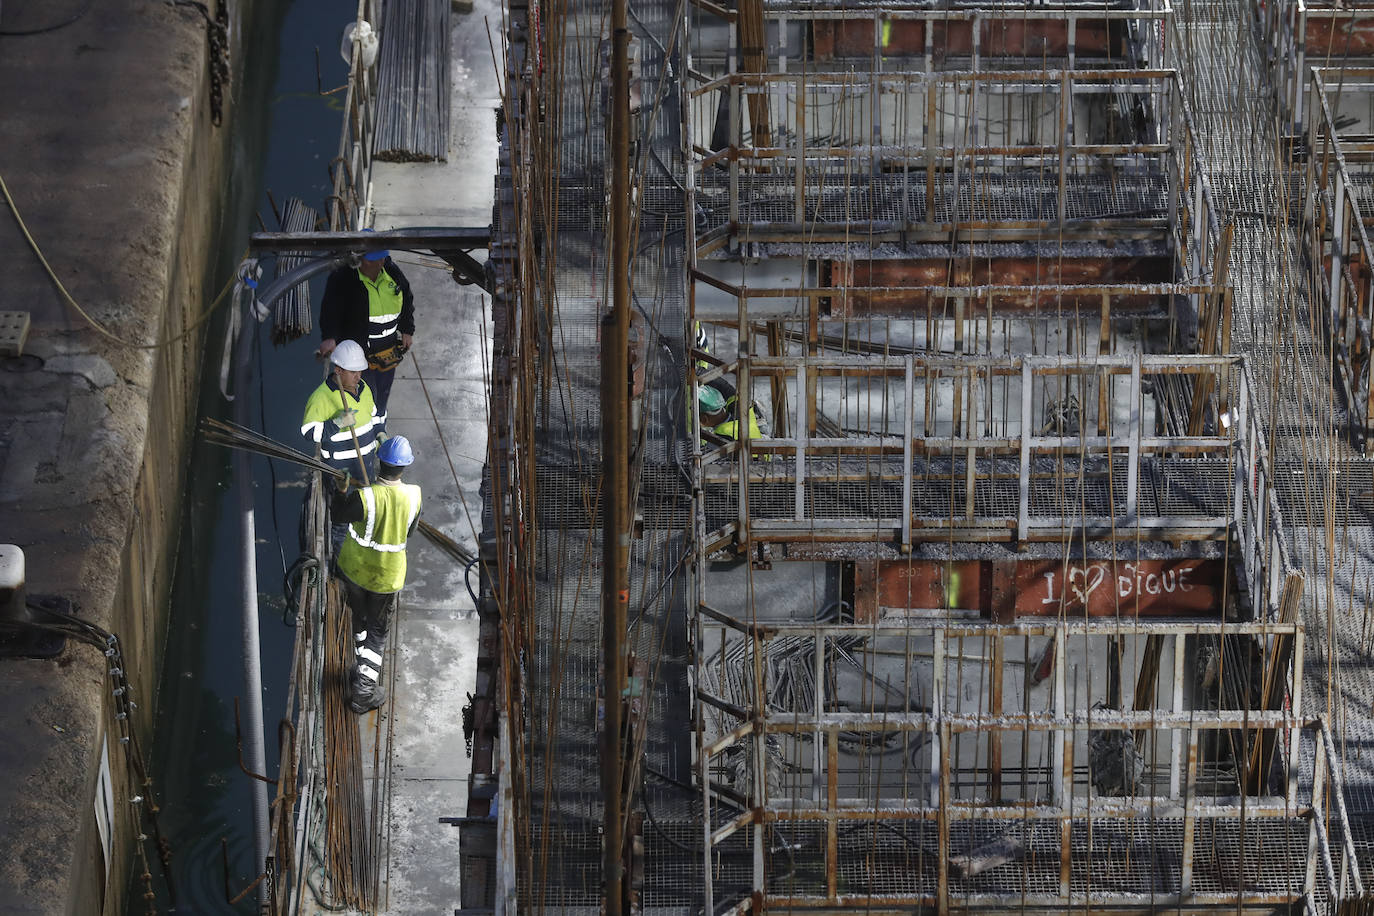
[338, 479, 423, 593]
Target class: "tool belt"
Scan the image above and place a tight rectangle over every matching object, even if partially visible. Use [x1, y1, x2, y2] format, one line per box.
[367, 336, 408, 372]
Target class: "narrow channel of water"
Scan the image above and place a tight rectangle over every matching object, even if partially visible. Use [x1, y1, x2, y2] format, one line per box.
[138, 2, 354, 910]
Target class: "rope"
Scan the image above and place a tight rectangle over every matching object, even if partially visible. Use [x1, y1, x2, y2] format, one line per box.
[0, 168, 242, 349]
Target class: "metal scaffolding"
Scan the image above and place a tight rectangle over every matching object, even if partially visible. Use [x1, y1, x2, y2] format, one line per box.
[1304, 66, 1374, 450]
[691, 610, 1364, 911]
[680, 0, 1356, 909]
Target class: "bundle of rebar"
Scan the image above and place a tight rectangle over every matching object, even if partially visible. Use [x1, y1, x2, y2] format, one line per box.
[322, 579, 377, 908]
[270, 197, 319, 345]
[199, 417, 477, 563]
[373, 0, 451, 162]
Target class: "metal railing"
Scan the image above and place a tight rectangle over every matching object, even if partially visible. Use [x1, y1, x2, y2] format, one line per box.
[1262, 0, 1374, 134]
[698, 352, 1274, 551]
[326, 0, 384, 230]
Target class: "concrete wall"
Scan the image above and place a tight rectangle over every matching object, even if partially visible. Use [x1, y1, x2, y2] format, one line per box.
[0, 0, 248, 910]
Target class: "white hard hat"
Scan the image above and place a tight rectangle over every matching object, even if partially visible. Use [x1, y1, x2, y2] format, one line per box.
[331, 339, 367, 372]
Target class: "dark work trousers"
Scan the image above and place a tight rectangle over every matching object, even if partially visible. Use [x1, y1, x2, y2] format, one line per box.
[341, 576, 398, 647]
[362, 365, 398, 426]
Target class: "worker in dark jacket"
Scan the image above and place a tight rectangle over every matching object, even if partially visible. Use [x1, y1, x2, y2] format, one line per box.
[317, 240, 416, 429]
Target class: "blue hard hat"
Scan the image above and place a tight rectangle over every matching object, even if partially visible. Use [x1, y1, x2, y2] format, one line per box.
[361, 227, 389, 262]
[377, 435, 414, 467]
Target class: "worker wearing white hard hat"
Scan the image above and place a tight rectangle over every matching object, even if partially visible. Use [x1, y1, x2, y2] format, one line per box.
[301, 339, 381, 475]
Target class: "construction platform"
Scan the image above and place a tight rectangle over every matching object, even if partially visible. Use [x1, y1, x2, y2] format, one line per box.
[239, 0, 1374, 907]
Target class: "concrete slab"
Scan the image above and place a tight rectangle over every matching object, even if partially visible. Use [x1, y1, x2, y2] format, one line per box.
[354, 0, 503, 908]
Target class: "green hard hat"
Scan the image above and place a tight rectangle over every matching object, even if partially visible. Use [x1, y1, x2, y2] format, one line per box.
[697, 384, 726, 413]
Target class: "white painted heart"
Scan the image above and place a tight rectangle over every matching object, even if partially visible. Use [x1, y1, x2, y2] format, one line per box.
[1067, 565, 1105, 606]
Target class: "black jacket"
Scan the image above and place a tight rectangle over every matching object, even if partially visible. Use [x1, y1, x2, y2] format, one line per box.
[319, 259, 416, 351]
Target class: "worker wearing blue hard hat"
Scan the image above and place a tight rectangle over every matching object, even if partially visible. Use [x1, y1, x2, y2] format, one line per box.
[331, 434, 422, 713]
[317, 227, 417, 431]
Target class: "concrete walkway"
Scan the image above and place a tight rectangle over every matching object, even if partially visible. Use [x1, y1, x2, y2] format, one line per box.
[341, 0, 501, 908]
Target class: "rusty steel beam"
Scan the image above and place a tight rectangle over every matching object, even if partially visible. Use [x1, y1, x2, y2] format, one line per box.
[690, 67, 1178, 93]
[1304, 15, 1374, 55]
[694, 603, 1301, 638]
[691, 279, 1224, 301]
[813, 18, 1120, 60]
[872, 557, 1229, 618]
[831, 256, 1175, 313]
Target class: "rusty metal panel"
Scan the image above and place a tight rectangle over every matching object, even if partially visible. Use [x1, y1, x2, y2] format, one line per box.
[878, 560, 987, 611]
[1306, 15, 1374, 56]
[832, 257, 1173, 315]
[812, 19, 1116, 60]
[1010, 558, 1225, 617]
[852, 560, 880, 623]
[875, 558, 1225, 617]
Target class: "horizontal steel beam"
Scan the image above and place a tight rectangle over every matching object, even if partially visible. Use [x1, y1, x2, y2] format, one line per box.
[696, 603, 1301, 637]
[248, 227, 492, 253]
[760, 709, 1298, 732]
[760, 795, 1302, 821]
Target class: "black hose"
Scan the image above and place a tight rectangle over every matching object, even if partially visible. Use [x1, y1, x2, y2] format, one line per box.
[464, 556, 481, 606]
[283, 555, 320, 626]
[642, 770, 699, 854]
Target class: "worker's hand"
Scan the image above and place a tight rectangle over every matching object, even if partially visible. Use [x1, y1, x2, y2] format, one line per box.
[316, 338, 337, 361]
[401, 333, 413, 350]
[335, 474, 351, 494]
[336, 408, 357, 429]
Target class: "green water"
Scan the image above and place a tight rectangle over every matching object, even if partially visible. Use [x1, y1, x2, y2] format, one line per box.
[137, 1, 354, 910]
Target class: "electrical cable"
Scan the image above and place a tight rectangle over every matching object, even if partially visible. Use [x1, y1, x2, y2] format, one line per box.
[7, 601, 179, 905]
[464, 556, 481, 606]
[0, 0, 94, 36]
[0, 168, 244, 348]
[284, 555, 320, 626]
[254, 318, 290, 586]
[641, 770, 698, 854]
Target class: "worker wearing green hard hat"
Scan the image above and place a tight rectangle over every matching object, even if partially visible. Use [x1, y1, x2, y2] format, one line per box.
[697, 382, 765, 452]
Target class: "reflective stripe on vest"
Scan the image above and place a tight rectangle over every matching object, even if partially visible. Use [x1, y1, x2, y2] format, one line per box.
[338, 481, 422, 593]
[302, 378, 379, 465]
[361, 269, 404, 345]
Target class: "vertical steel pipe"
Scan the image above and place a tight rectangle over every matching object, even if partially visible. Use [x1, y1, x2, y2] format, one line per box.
[230, 286, 272, 906]
[601, 0, 632, 909]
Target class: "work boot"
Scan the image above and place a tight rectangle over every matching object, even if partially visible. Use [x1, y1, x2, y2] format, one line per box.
[348, 626, 387, 714]
[348, 665, 387, 714]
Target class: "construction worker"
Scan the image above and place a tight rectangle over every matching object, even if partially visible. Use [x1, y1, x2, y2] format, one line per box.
[697, 384, 765, 448]
[316, 231, 416, 429]
[332, 435, 423, 713]
[301, 339, 381, 476]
